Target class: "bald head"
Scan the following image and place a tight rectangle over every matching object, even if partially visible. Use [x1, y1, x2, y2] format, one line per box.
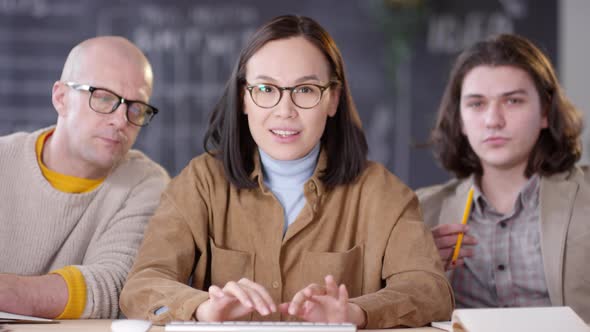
[48, 36, 156, 178]
[61, 36, 154, 97]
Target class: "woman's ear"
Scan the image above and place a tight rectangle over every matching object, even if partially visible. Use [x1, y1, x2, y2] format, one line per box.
[240, 88, 250, 115]
[52, 81, 68, 117]
[327, 84, 341, 117]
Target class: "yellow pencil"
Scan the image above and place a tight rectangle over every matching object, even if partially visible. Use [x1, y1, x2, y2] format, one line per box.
[451, 187, 474, 264]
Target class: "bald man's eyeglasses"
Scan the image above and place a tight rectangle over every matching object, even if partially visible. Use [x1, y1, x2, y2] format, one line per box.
[65, 82, 159, 127]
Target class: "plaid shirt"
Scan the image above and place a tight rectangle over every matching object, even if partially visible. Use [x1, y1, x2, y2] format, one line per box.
[451, 174, 552, 308]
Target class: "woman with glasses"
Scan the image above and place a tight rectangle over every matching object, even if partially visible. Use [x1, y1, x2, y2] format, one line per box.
[120, 15, 453, 328]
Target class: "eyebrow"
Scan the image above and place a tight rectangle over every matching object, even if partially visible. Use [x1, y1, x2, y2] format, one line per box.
[462, 89, 529, 100]
[252, 74, 322, 84]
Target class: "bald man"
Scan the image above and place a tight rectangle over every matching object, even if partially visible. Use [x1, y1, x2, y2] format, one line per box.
[0, 36, 169, 319]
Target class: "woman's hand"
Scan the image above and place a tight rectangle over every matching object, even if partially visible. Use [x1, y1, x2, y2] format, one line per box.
[279, 275, 366, 327]
[195, 278, 276, 322]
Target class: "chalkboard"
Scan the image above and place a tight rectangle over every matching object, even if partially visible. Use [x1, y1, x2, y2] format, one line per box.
[0, 0, 556, 188]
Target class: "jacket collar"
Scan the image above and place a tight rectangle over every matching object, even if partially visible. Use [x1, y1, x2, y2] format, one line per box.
[539, 167, 580, 305]
[438, 175, 474, 227]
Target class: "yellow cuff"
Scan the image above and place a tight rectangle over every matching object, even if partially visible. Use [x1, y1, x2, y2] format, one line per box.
[49, 266, 87, 319]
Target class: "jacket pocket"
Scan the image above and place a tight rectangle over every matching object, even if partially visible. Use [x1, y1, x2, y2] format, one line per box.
[300, 244, 364, 297]
[210, 238, 254, 287]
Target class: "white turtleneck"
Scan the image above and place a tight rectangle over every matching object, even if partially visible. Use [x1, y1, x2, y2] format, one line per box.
[259, 144, 320, 234]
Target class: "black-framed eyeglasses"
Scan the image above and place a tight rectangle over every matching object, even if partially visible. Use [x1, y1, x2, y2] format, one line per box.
[245, 82, 336, 109]
[65, 82, 159, 127]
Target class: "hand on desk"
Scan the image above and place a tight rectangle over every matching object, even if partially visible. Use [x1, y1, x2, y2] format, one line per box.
[195, 275, 366, 327]
[195, 278, 277, 322]
[431, 224, 478, 270]
[0, 273, 67, 318]
[279, 275, 366, 327]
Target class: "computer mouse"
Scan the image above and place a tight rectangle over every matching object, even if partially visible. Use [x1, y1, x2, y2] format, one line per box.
[111, 319, 152, 332]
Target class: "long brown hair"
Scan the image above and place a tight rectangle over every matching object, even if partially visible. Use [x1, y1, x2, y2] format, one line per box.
[204, 15, 368, 188]
[432, 33, 582, 178]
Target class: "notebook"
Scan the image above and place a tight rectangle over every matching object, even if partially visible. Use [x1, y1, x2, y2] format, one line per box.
[431, 306, 589, 332]
[0, 311, 57, 324]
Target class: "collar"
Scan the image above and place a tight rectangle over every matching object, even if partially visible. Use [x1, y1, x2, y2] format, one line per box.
[259, 143, 320, 181]
[471, 173, 540, 216]
[250, 146, 328, 196]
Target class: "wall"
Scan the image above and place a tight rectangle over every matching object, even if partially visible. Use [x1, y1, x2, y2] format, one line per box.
[561, 0, 590, 163]
[0, 0, 557, 188]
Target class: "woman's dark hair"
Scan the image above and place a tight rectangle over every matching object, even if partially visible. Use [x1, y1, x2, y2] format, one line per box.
[432, 33, 582, 178]
[204, 15, 368, 189]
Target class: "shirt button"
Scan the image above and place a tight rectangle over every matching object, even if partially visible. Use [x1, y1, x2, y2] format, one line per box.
[500, 222, 507, 228]
[498, 264, 506, 271]
[272, 281, 280, 289]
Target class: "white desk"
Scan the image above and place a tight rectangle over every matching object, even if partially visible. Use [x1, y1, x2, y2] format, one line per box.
[2, 319, 442, 332]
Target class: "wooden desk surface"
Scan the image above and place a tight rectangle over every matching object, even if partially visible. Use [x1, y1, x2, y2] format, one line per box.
[2, 319, 442, 332]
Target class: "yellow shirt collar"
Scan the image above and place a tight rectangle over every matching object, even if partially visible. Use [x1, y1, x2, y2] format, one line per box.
[36, 129, 104, 193]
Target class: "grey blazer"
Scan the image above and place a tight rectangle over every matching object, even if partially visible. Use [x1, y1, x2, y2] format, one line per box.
[416, 166, 590, 323]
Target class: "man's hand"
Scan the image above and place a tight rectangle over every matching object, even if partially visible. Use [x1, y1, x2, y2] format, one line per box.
[279, 275, 366, 327]
[195, 278, 276, 322]
[431, 224, 478, 270]
[0, 273, 67, 318]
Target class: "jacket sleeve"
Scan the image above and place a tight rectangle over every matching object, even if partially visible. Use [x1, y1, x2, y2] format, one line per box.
[76, 163, 170, 318]
[348, 195, 455, 328]
[120, 164, 211, 324]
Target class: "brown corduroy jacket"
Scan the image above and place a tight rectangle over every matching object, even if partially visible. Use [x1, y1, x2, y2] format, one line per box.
[120, 150, 454, 328]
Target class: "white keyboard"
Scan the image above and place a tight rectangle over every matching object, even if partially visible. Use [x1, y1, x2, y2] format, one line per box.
[165, 321, 357, 332]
